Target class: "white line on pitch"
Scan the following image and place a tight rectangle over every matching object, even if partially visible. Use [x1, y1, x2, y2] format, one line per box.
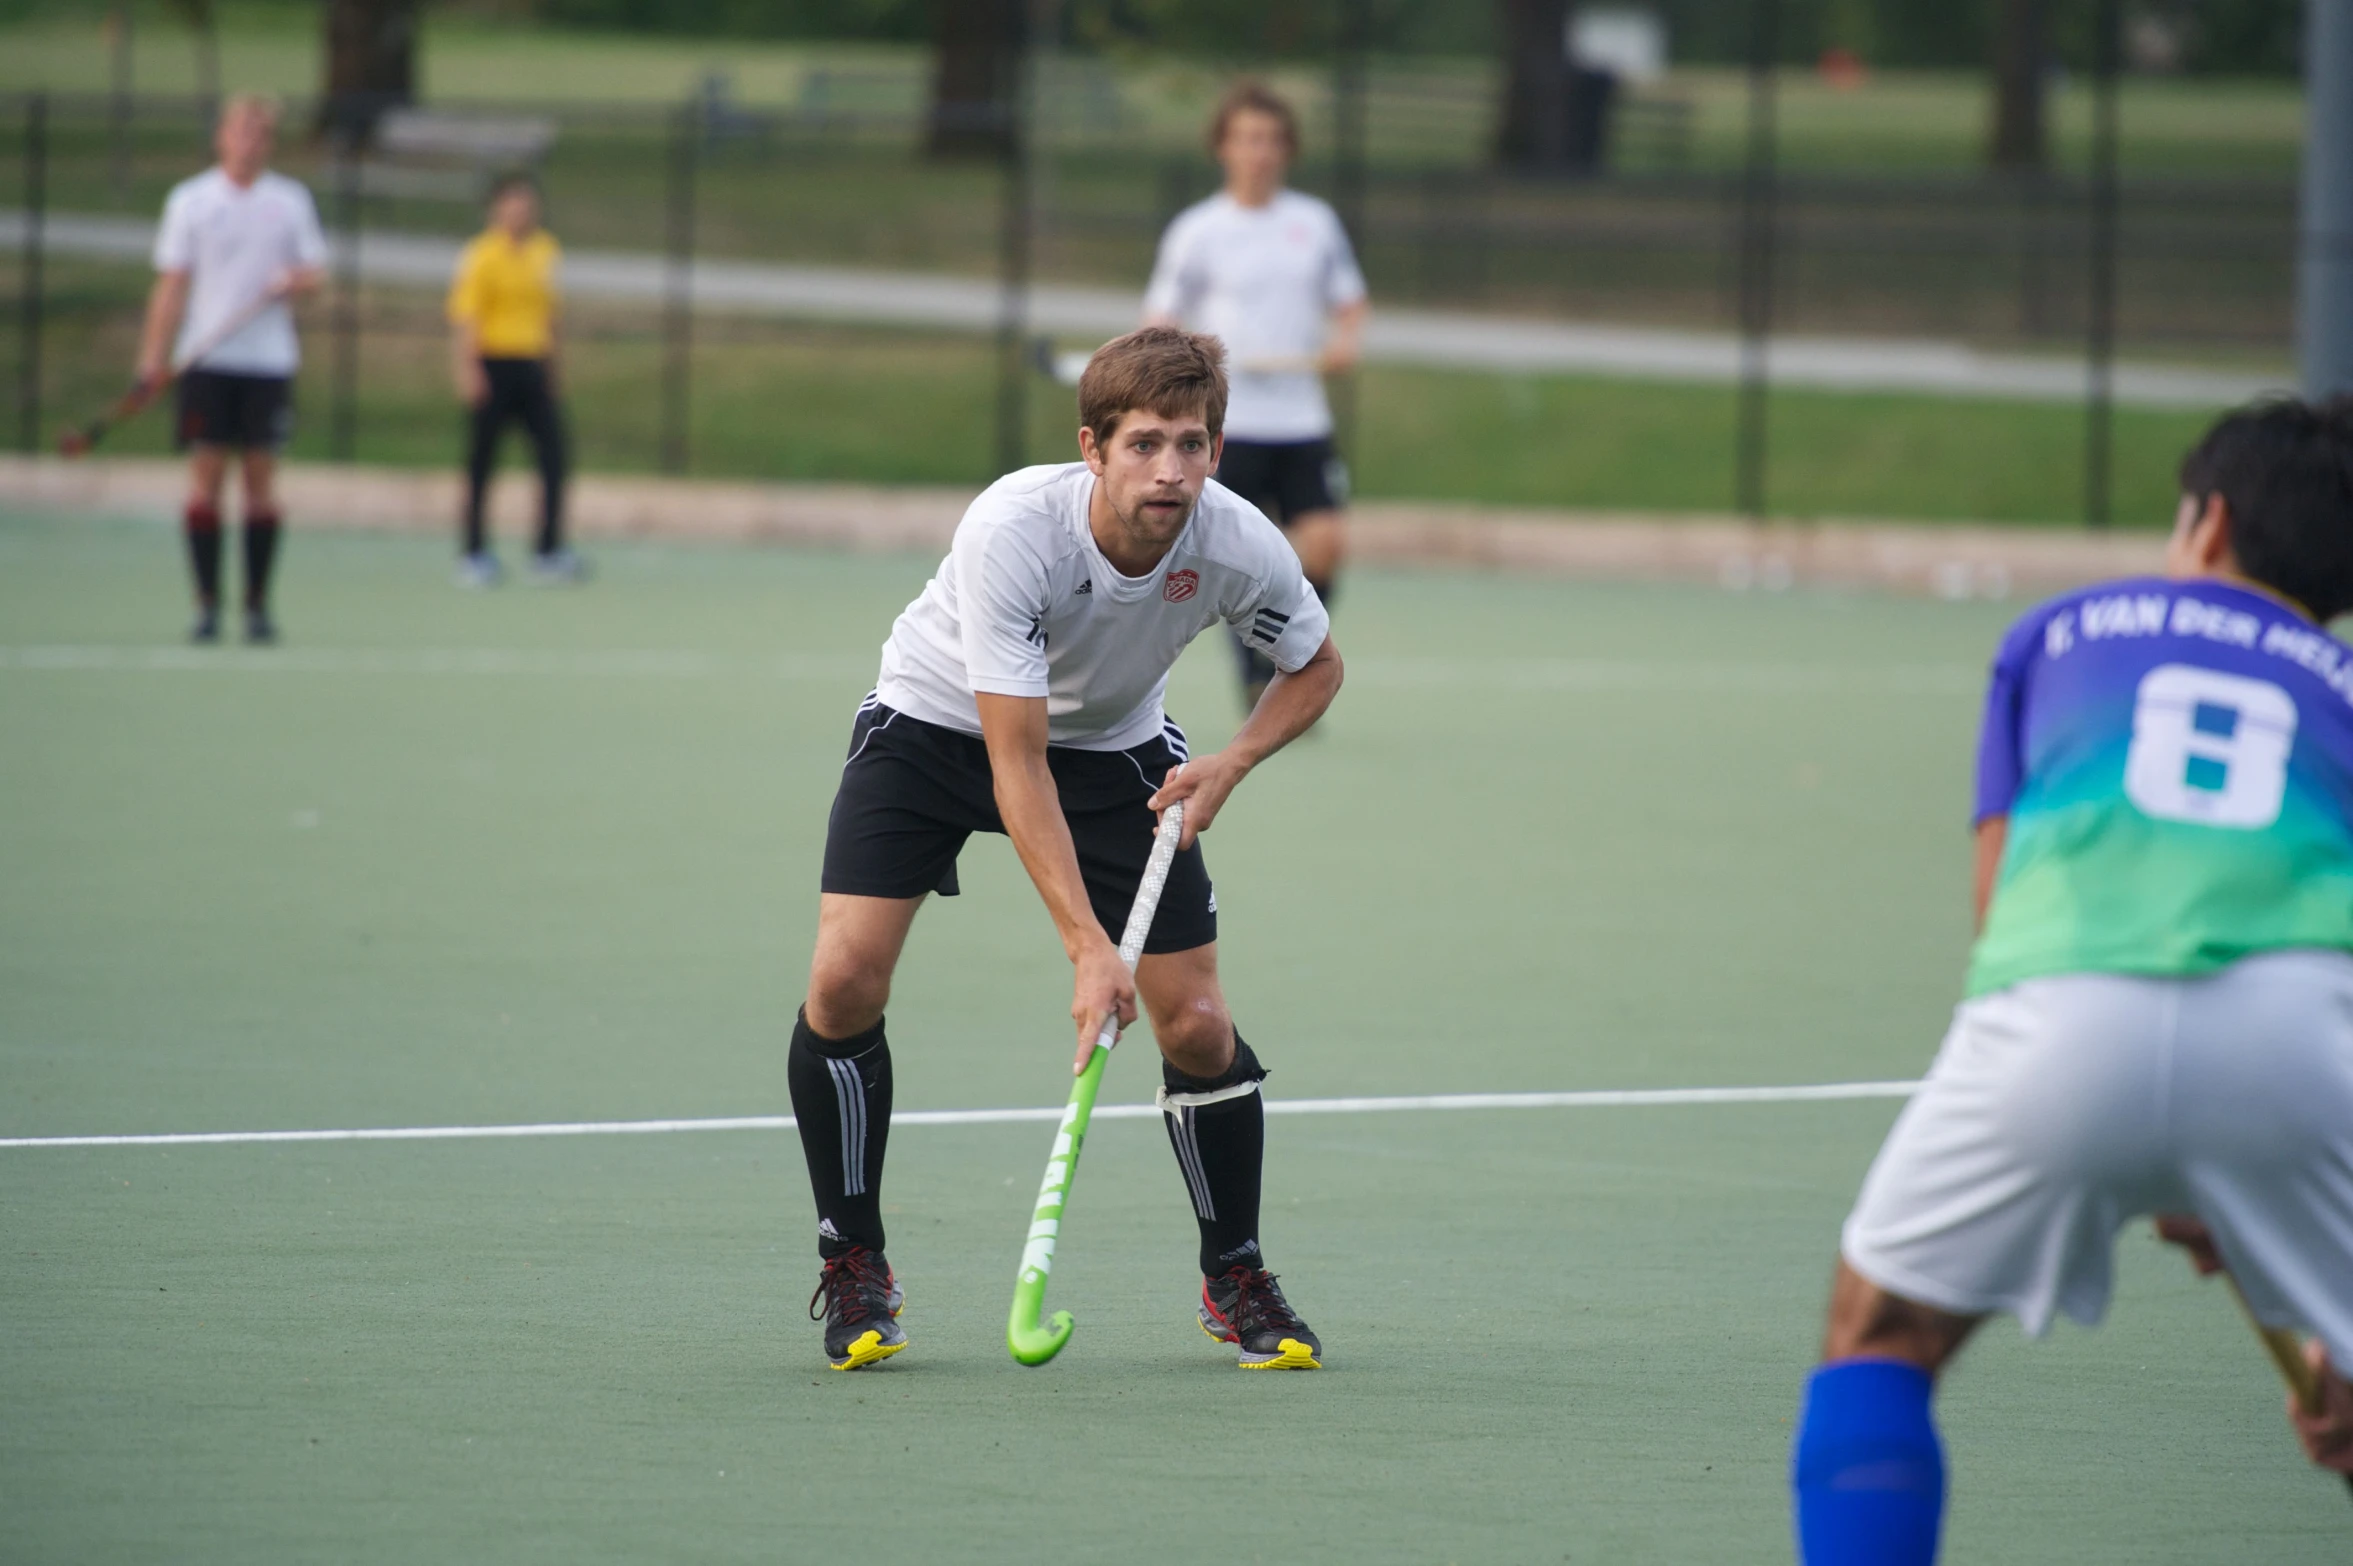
[0, 645, 1980, 695]
[0, 1080, 1919, 1150]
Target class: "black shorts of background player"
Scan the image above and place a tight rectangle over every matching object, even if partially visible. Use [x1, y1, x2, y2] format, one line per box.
[1215, 436, 1348, 703]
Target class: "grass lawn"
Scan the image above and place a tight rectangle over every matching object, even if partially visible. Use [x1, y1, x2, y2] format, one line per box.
[0, 9, 2304, 177]
[7, 261, 2217, 525]
[3, 510, 2347, 1561]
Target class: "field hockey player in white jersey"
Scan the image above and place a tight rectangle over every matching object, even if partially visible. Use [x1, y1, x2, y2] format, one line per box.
[786, 327, 1343, 1372]
[1145, 82, 1367, 711]
[138, 94, 328, 645]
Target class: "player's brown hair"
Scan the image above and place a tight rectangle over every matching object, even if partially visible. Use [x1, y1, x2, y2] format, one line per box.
[1208, 80, 1300, 155]
[1078, 326, 1229, 446]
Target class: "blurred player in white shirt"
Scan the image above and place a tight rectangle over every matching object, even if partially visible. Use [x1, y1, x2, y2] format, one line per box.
[136, 95, 327, 644]
[1145, 82, 1367, 709]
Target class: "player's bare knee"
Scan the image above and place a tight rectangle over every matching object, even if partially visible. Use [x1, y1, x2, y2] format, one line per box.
[240, 457, 278, 513]
[1822, 1259, 1978, 1371]
[1154, 1000, 1234, 1079]
[804, 956, 889, 1039]
[187, 450, 228, 507]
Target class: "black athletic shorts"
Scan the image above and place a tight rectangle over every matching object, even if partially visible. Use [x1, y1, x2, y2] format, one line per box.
[1215, 437, 1347, 526]
[176, 369, 293, 452]
[820, 699, 1217, 955]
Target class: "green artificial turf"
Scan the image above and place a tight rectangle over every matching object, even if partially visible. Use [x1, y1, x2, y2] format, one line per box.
[2, 510, 2345, 1562]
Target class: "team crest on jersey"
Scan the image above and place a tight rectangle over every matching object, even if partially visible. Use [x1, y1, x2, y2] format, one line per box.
[1164, 569, 1199, 603]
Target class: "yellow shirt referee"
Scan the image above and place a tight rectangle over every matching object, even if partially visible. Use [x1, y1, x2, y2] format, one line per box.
[447, 175, 580, 584]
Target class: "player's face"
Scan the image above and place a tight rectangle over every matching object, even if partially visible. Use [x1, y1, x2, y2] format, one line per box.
[1217, 110, 1291, 202]
[216, 107, 275, 182]
[1082, 409, 1220, 552]
[493, 187, 540, 237]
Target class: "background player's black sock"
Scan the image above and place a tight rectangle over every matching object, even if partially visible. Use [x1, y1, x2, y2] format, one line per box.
[1161, 1036, 1269, 1276]
[241, 512, 281, 612]
[183, 502, 222, 608]
[1229, 626, 1279, 697]
[1306, 573, 1337, 612]
[786, 1009, 892, 1259]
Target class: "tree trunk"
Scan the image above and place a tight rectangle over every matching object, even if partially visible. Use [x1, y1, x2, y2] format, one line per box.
[164, 0, 222, 112]
[320, 0, 417, 146]
[1496, 0, 1574, 169]
[927, 0, 1022, 160]
[1989, 0, 2046, 170]
[1496, 0, 1612, 174]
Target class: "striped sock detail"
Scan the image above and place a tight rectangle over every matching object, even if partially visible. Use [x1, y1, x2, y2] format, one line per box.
[826, 1057, 867, 1197]
[1165, 1104, 1216, 1220]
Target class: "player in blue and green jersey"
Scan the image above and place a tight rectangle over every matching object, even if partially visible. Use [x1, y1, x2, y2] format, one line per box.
[1792, 398, 2353, 1565]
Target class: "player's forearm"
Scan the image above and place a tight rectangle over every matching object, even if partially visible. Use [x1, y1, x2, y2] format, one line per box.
[994, 755, 1109, 957]
[1328, 300, 1367, 353]
[281, 265, 327, 297]
[1228, 636, 1344, 771]
[138, 274, 189, 373]
[976, 694, 1110, 956]
[450, 320, 480, 372]
[1972, 816, 2008, 933]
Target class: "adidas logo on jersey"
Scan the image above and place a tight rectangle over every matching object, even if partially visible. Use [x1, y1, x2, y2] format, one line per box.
[1073, 579, 1091, 595]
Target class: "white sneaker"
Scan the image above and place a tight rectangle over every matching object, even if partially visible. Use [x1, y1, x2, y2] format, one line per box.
[528, 548, 589, 585]
[456, 552, 503, 590]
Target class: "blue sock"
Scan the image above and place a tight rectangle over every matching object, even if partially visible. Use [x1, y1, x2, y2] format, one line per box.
[1791, 1359, 1945, 1566]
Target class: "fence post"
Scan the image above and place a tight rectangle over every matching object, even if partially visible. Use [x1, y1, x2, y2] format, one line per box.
[330, 135, 360, 463]
[2083, 0, 2121, 529]
[993, 5, 1034, 477]
[109, 3, 132, 203]
[20, 93, 47, 454]
[1734, 0, 1781, 521]
[1330, 0, 1369, 452]
[2297, 0, 2353, 398]
[662, 98, 697, 476]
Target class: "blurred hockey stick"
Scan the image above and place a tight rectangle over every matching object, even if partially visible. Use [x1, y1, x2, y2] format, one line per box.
[58, 286, 283, 457]
[2225, 1274, 2353, 1498]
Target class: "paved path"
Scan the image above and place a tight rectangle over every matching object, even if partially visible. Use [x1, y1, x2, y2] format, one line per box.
[5, 209, 2281, 409]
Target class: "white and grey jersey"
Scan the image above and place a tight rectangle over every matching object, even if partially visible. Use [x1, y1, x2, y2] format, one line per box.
[152, 167, 328, 376]
[1143, 189, 1367, 443]
[872, 463, 1330, 751]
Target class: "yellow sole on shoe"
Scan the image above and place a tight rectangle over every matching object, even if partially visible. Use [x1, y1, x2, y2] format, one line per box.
[1236, 1337, 1321, 1370]
[828, 1330, 908, 1371]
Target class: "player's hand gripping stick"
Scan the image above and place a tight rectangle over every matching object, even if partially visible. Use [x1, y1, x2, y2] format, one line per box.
[1006, 801, 1184, 1367]
[2228, 1275, 2353, 1497]
[58, 286, 284, 458]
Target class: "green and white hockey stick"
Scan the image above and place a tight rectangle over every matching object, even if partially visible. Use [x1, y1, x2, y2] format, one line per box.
[1007, 800, 1185, 1366]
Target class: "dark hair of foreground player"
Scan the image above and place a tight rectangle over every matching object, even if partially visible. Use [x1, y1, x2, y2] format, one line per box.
[1078, 325, 1229, 450]
[2180, 395, 2353, 621]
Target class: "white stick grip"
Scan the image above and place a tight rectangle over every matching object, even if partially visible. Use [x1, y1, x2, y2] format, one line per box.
[1094, 801, 1184, 1052]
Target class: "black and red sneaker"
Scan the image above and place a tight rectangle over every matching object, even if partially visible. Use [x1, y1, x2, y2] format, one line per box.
[809, 1247, 907, 1371]
[1198, 1266, 1322, 1369]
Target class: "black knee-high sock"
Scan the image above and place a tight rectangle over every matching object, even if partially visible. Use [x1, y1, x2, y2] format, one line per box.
[1229, 624, 1278, 695]
[1161, 1035, 1269, 1276]
[184, 502, 222, 608]
[241, 511, 281, 612]
[787, 1009, 892, 1259]
[1307, 573, 1337, 612]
